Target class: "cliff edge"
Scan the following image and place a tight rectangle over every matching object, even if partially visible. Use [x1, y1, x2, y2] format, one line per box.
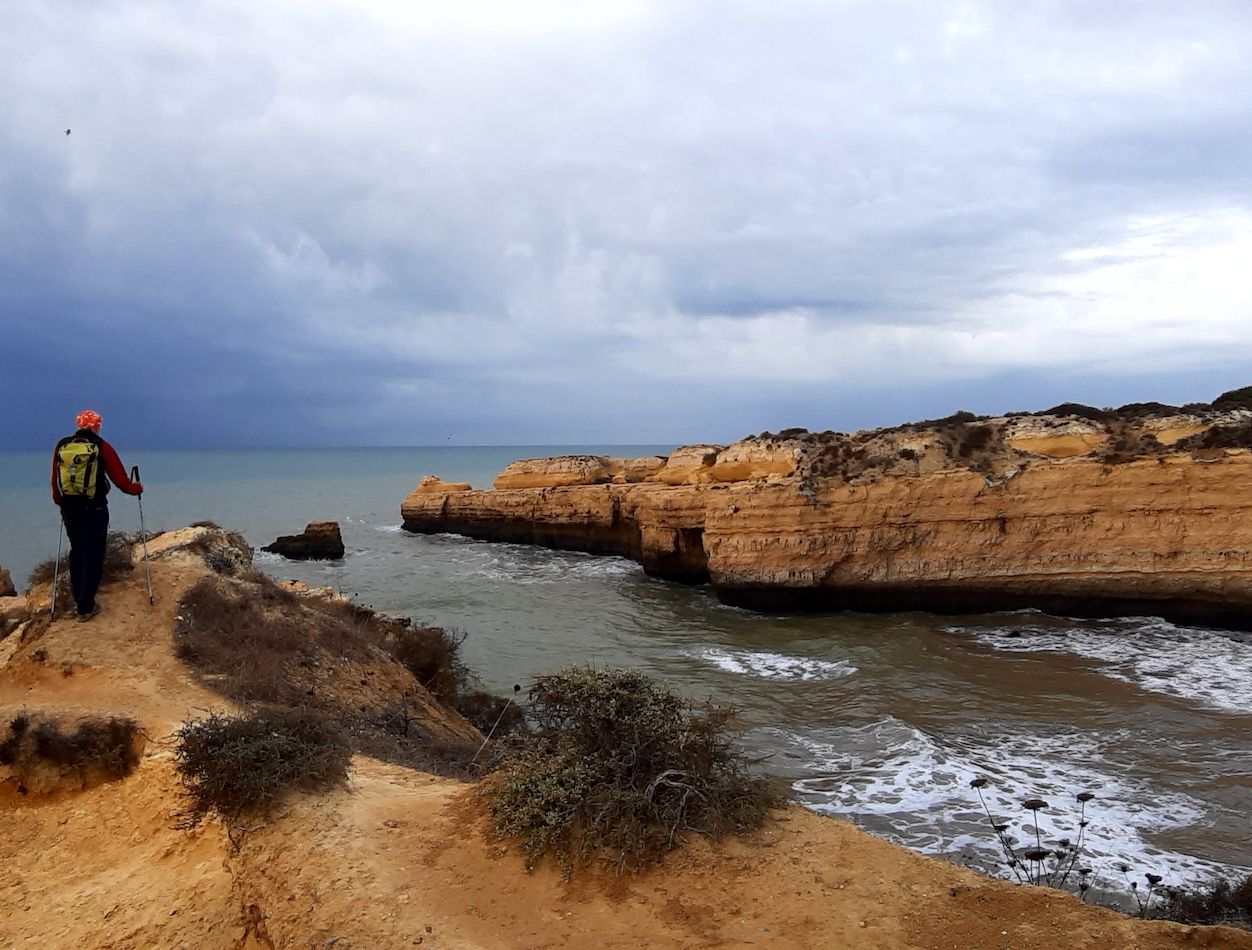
[3, 527, 1248, 948]
[402, 402, 1252, 629]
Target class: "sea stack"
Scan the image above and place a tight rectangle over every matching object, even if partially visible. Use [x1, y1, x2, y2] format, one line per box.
[262, 521, 346, 560]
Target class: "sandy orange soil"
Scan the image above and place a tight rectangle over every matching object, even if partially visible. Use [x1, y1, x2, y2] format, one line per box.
[2, 532, 1248, 949]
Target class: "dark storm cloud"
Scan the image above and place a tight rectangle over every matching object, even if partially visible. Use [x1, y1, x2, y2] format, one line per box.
[3, 0, 1252, 448]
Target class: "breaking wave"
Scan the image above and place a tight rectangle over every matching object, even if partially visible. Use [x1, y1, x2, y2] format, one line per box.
[777, 718, 1246, 889]
[694, 647, 857, 681]
[942, 617, 1252, 714]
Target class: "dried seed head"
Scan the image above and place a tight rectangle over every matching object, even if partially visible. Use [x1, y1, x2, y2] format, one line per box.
[1024, 847, 1051, 861]
[1023, 798, 1048, 811]
[969, 777, 988, 789]
[1077, 792, 1095, 803]
[1146, 874, 1162, 886]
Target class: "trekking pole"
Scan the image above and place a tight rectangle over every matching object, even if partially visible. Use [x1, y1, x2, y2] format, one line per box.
[132, 466, 154, 605]
[470, 684, 522, 765]
[50, 520, 64, 620]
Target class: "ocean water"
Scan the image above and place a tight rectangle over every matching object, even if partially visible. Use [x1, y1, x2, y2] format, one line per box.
[3, 447, 1250, 895]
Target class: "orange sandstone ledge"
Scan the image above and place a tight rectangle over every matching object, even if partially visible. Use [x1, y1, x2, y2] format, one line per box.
[402, 410, 1252, 630]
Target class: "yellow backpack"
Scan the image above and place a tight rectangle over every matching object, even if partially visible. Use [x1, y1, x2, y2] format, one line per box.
[57, 438, 100, 498]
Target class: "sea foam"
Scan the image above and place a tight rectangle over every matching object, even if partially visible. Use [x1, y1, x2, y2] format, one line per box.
[943, 617, 1252, 714]
[777, 717, 1247, 890]
[694, 647, 857, 681]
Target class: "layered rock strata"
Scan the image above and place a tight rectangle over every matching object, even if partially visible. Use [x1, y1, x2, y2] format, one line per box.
[402, 411, 1252, 629]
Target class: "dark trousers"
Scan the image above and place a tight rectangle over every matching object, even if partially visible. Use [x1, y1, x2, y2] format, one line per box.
[61, 503, 109, 614]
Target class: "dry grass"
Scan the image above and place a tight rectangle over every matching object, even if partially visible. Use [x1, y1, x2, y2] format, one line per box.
[0, 713, 144, 796]
[174, 571, 515, 775]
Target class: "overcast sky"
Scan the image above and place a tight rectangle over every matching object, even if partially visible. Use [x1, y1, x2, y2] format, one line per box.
[3, 1, 1251, 448]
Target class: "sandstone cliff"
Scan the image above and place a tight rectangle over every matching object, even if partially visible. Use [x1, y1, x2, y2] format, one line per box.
[402, 404, 1252, 629]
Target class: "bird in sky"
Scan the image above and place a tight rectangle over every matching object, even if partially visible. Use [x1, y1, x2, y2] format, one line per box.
[64, 128, 71, 135]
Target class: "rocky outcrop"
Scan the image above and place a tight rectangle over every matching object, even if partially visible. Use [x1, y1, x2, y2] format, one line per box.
[0, 567, 15, 598]
[1002, 417, 1108, 458]
[494, 456, 617, 490]
[0, 595, 28, 639]
[262, 521, 345, 560]
[413, 475, 472, 494]
[403, 408, 1252, 630]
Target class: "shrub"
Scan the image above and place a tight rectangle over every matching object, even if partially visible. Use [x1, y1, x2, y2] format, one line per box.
[1040, 403, 1111, 422]
[174, 709, 350, 827]
[455, 689, 525, 737]
[0, 713, 143, 794]
[1114, 401, 1179, 419]
[1159, 873, 1252, 929]
[482, 667, 780, 876]
[1211, 386, 1252, 411]
[957, 423, 995, 458]
[1176, 422, 1252, 452]
[175, 572, 514, 773]
[1100, 426, 1165, 464]
[390, 625, 469, 704]
[907, 409, 984, 429]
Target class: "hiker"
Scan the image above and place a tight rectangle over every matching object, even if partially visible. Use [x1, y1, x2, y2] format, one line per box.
[50, 410, 143, 621]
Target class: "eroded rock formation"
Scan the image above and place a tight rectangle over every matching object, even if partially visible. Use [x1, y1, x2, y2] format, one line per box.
[403, 404, 1252, 629]
[262, 521, 345, 560]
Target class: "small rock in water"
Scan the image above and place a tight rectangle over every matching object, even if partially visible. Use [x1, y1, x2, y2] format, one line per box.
[262, 521, 345, 560]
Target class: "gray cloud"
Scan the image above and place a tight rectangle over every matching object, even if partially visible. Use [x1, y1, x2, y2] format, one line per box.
[3, 0, 1252, 448]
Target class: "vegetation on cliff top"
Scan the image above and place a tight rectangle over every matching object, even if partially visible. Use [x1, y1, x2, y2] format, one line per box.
[1, 713, 143, 796]
[747, 385, 1252, 485]
[175, 569, 513, 775]
[174, 708, 350, 829]
[754, 385, 1252, 443]
[482, 667, 781, 876]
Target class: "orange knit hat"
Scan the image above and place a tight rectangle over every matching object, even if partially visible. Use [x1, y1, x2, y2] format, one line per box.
[75, 409, 102, 431]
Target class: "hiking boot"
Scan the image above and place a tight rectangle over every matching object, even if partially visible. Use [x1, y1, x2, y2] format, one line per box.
[76, 603, 102, 623]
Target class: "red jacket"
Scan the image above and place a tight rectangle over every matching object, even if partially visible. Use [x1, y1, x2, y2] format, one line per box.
[51, 431, 143, 504]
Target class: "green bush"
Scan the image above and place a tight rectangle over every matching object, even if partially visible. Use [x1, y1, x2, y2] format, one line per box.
[173, 709, 350, 827]
[482, 667, 780, 876]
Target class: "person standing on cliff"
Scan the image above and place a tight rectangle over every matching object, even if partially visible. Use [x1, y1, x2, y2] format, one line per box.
[50, 410, 143, 622]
